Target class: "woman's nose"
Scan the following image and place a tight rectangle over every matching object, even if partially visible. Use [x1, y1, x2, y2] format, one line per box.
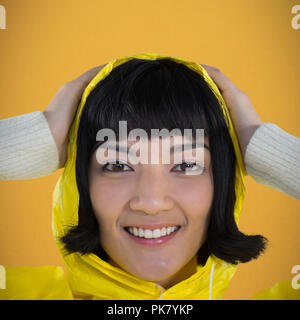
[129, 169, 174, 215]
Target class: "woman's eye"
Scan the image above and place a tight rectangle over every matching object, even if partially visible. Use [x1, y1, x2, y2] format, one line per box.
[102, 161, 133, 172]
[171, 161, 205, 173]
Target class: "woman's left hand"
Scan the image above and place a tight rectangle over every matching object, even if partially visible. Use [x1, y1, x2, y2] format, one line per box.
[200, 64, 263, 175]
[43, 64, 107, 168]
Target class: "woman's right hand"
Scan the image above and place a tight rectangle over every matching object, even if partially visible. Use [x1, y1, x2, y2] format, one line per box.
[43, 64, 107, 168]
[200, 64, 263, 175]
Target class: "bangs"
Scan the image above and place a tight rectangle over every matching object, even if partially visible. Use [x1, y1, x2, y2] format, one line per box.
[82, 58, 228, 152]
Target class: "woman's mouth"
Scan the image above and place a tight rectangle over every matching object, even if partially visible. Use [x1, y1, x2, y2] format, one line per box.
[123, 225, 181, 246]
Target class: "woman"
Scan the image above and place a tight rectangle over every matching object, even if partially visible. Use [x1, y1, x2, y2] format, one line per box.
[0, 53, 299, 299]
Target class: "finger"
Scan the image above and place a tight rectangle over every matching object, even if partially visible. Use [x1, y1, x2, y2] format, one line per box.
[199, 64, 221, 81]
[199, 64, 225, 92]
[199, 63, 237, 93]
[75, 64, 107, 84]
[88, 64, 107, 76]
[200, 63, 216, 70]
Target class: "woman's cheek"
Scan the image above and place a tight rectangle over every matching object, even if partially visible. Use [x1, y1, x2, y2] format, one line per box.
[89, 177, 131, 219]
[174, 178, 214, 213]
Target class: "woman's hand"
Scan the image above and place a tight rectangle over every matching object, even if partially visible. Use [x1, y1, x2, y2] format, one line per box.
[200, 64, 263, 175]
[43, 64, 107, 168]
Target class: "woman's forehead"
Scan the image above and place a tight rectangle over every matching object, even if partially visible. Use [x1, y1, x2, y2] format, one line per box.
[121, 134, 210, 150]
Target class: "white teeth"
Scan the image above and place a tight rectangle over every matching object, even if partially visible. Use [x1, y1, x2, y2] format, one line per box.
[144, 229, 152, 238]
[133, 227, 139, 236]
[138, 228, 144, 237]
[152, 229, 161, 238]
[126, 226, 179, 238]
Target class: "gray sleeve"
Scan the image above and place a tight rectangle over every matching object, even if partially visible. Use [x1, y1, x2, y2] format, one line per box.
[0, 111, 59, 180]
[245, 123, 300, 200]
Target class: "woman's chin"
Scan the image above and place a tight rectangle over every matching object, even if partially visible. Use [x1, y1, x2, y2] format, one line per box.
[122, 254, 198, 287]
[125, 261, 182, 285]
[131, 270, 174, 285]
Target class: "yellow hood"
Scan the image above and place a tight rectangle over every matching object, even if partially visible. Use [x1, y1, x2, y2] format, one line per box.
[51, 52, 246, 300]
[1, 52, 298, 300]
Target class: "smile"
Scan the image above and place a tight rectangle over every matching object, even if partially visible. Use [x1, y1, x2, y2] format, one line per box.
[123, 225, 181, 246]
[125, 226, 180, 238]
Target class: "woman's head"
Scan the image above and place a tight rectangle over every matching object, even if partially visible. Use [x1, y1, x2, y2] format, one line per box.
[60, 58, 267, 286]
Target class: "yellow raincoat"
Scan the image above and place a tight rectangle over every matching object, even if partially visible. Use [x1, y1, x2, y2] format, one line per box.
[0, 53, 299, 300]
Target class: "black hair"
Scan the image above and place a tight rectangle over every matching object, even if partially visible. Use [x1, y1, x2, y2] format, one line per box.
[59, 58, 267, 265]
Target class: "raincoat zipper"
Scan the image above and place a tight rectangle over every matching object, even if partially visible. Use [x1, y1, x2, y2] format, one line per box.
[155, 283, 164, 300]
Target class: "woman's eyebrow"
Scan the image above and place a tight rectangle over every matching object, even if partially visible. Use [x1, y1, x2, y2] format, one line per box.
[100, 142, 210, 153]
[170, 142, 210, 153]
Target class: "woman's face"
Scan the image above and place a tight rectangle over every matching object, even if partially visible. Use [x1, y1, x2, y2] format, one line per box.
[88, 135, 214, 288]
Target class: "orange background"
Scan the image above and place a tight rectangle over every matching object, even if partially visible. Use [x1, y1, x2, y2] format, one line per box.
[0, 0, 300, 299]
